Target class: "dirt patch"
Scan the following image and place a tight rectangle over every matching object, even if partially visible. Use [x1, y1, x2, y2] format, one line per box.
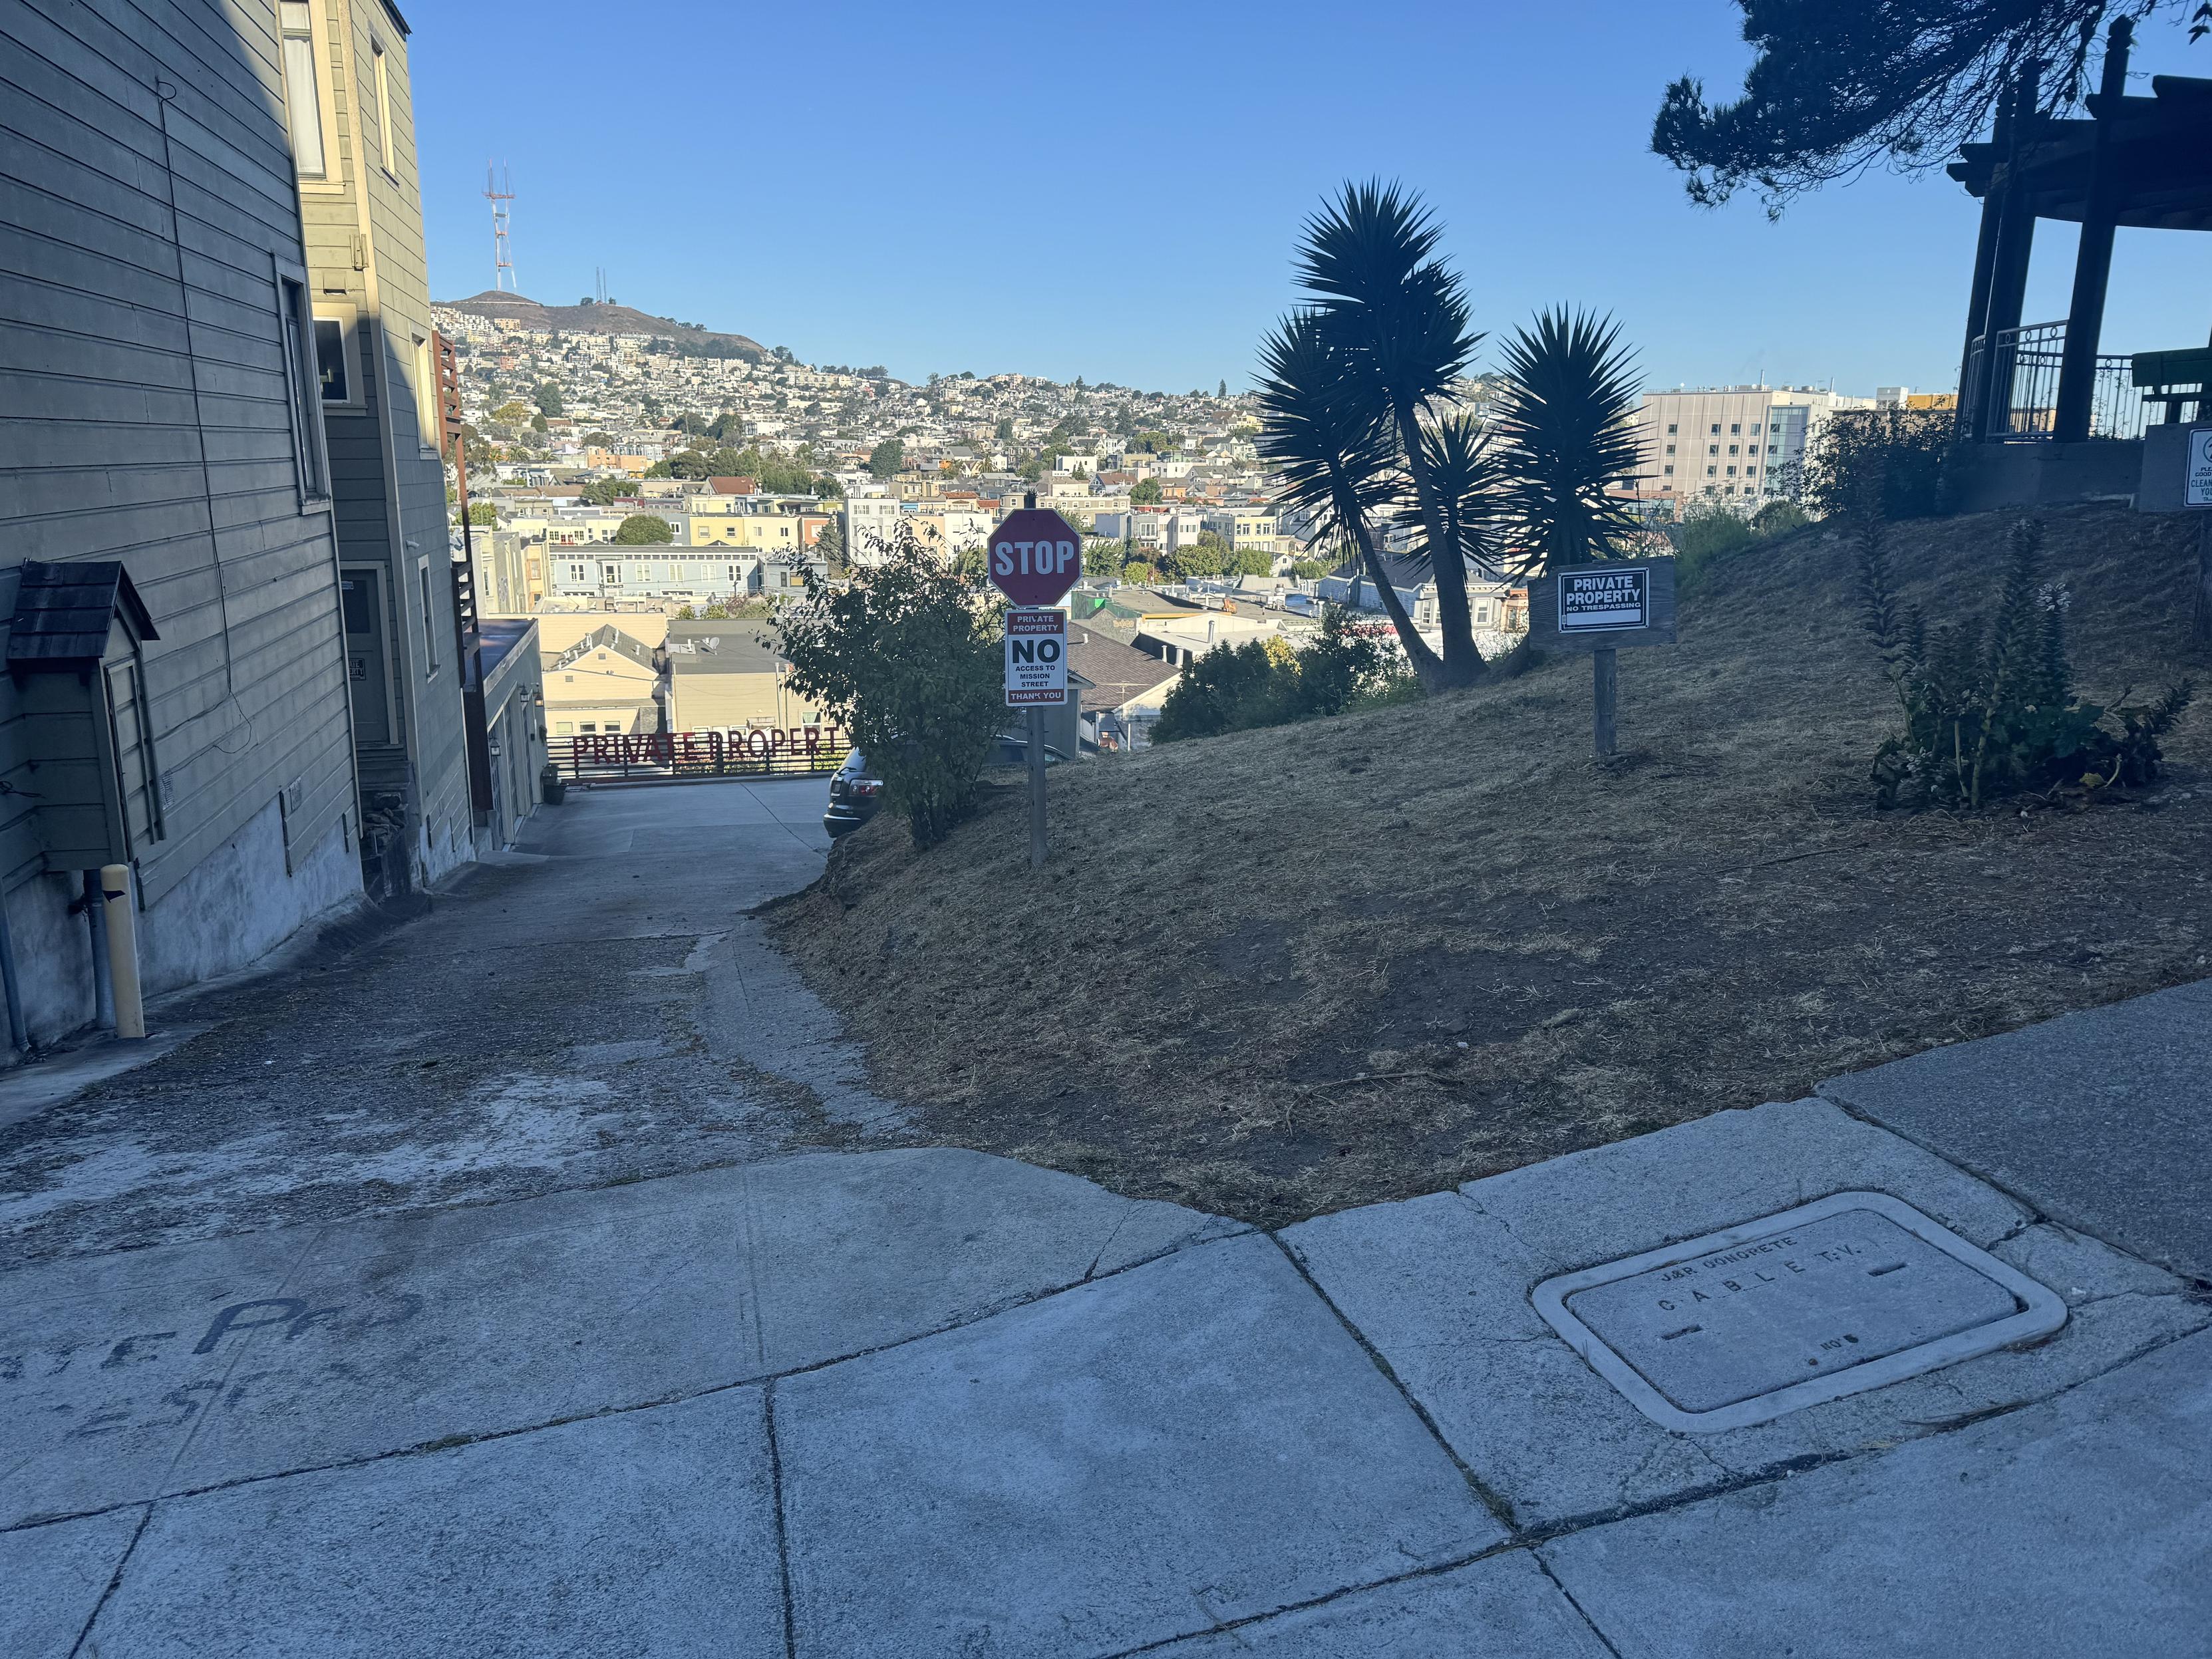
[773, 503, 2212, 1227]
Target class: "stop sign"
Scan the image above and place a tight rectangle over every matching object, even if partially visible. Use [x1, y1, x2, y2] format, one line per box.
[986, 507, 1083, 607]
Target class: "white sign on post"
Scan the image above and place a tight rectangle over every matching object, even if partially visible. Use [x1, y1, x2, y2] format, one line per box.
[2187, 428, 2212, 508]
[1004, 608, 1068, 706]
[1558, 567, 1651, 633]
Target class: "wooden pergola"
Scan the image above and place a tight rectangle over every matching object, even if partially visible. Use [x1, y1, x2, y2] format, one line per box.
[1949, 21, 2212, 442]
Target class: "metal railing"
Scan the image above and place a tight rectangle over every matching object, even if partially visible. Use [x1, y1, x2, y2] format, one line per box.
[549, 726, 846, 785]
[1968, 322, 2147, 442]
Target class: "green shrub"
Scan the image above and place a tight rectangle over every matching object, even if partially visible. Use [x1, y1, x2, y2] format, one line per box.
[1749, 499, 1809, 537]
[778, 521, 1004, 846]
[1153, 607, 1393, 742]
[1808, 408, 1959, 520]
[1857, 518, 2193, 810]
[1670, 501, 1756, 589]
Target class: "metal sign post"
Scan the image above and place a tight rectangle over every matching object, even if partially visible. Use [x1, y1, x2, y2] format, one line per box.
[989, 495, 1080, 868]
[1527, 559, 1678, 758]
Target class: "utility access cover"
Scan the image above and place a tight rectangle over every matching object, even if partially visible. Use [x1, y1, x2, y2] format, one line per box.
[1533, 1192, 2066, 1433]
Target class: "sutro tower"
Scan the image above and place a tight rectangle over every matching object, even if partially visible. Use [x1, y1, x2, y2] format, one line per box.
[486, 164, 516, 293]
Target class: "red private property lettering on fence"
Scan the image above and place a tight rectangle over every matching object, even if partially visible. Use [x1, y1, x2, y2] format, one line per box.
[560, 727, 845, 780]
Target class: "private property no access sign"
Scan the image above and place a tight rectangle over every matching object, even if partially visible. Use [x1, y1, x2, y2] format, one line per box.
[1005, 608, 1068, 706]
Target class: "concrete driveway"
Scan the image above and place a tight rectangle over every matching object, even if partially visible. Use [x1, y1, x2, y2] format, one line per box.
[3, 782, 2208, 1656]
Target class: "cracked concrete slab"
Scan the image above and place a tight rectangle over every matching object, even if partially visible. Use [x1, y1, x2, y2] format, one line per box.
[1, 1506, 142, 1658]
[82, 1389, 784, 1659]
[1540, 1327, 2212, 1658]
[1279, 1099, 2206, 1530]
[1820, 978, 2212, 1282]
[1137, 1551, 1615, 1656]
[0, 1148, 1233, 1528]
[776, 1231, 1503, 1658]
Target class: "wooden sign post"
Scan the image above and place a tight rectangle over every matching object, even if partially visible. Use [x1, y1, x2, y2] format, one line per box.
[1526, 559, 1677, 757]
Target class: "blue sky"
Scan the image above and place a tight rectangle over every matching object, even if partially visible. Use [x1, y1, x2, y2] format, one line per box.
[412, 2, 2211, 396]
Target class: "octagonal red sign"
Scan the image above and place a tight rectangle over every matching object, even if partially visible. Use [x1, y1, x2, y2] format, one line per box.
[986, 508, 1083, 607]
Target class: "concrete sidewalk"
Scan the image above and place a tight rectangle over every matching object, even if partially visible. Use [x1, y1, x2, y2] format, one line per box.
[3, 786, 2207, 1655]
[7, 1093, 2205, 1656]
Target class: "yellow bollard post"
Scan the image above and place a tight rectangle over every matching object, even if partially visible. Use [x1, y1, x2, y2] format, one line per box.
[99, 863, 144, 1040]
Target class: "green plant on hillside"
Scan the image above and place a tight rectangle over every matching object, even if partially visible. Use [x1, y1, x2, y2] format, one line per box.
[1493, 308, 1644, 577]
[1668, 496, 1815, 591]
[1153, 608, 1398, 742]
[779, 521, 1003, 847]
[868, 438, 905, 480]
[1295, 182, 1486, 685]
[1808, 408, 1959, 520]
[1750, 499, 1810, 537]
[1857, 518, 2194, 810]
[1130, 477, 1165, 505]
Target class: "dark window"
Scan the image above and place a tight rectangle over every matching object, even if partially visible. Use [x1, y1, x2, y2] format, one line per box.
[315, 319, 348, 402]
[279, 277, 328, 500]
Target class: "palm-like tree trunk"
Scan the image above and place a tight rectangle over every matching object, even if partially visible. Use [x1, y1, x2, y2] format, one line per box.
[1394, 402, 1481, 685]
[1340, 504, 1444, 686]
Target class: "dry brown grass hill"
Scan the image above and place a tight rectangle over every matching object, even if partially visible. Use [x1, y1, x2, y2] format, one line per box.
[771, 502, 2212, 1227]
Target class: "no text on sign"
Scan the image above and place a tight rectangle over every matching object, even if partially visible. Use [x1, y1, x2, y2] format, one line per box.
[987, 508, 1084, 607]
[1004, 607, 1068, 706]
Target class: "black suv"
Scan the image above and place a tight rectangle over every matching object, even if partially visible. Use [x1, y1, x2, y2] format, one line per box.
[822, 748, 883, 838]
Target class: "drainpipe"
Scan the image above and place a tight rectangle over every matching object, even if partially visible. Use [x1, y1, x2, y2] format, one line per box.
[0, 883, 29, 1055]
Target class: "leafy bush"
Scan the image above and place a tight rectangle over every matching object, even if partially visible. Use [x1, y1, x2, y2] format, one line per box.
[1668, 497, 1812, 590]
[778, 522, 1004, 847]
[612, 514, 675, 544]
[1750, 499, 1809, 537]
[1154, 608, 1396, 742]
[1808, 408, 1959, 520]
[1857, 518, 2193, 810]
[1670, 500, 1756, 589]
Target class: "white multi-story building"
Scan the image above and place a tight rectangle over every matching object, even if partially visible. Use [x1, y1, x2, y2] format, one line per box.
[1630, 386, 1875, 511]
[843, 492, 905, 565]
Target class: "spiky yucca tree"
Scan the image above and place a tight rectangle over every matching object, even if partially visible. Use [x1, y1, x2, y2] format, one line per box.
[1416, 413, 1507, 587]
[1255, 311, 1444, 686]
[1494, 308, 1645, 577]
[1296, 182, 1485, 684]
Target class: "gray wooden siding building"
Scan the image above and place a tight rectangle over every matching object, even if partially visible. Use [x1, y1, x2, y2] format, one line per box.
[1, 0, 379, 1045]
[280, 0, 474, 890]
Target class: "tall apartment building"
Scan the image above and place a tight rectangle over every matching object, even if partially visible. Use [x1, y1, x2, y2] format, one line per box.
[1, 0, 368, 1044]
[277, 0, 478, 889]
[1630, 386, 1876, 512]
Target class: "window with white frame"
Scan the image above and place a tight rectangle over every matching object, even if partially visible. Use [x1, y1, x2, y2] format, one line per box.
[278, 3, 328, 179]
[277, 272, 329, 504]
[372, 39, 396, 179]
[418, 556, 439, 676]
[413, 334, 438, 452]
